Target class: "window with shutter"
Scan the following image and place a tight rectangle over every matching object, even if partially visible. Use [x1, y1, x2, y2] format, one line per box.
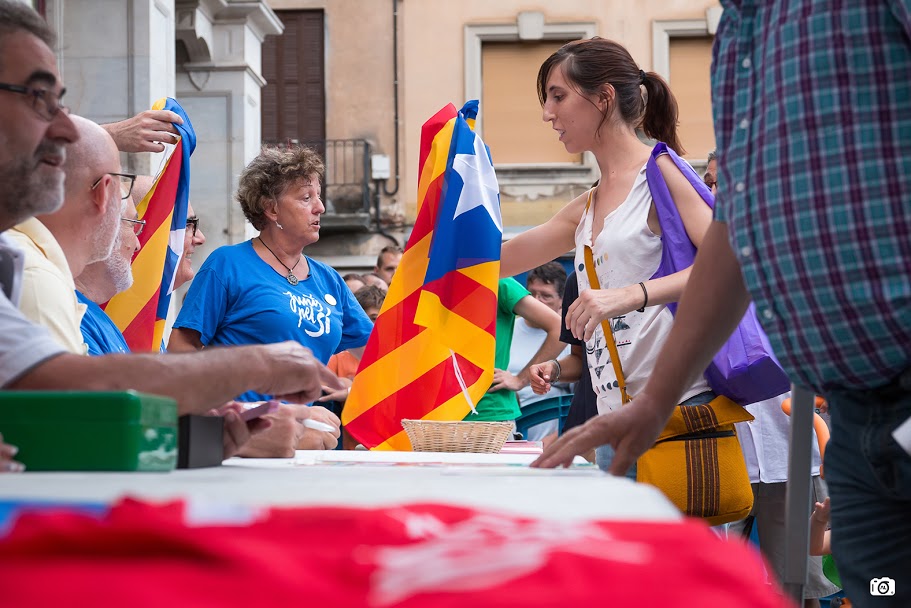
[261, 10, 325, 146]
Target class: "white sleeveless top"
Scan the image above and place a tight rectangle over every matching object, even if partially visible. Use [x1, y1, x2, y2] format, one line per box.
[574, 164, 711, 414]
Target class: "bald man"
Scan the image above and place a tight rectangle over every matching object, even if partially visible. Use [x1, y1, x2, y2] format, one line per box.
[74, 174, 207, 354]
[7, 115, 127, 352]
[74, 195, 141, 355]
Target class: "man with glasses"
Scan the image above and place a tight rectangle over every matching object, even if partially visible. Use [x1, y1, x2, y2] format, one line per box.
[131, 175, 206, 291]
[7, 115, 126, 353]
[177, 209, 204, 289]
[0, 7, 77, 225]
[0, 1, 344, 470]
[703, 150, 717, 193]
[74, 195, 142, 355]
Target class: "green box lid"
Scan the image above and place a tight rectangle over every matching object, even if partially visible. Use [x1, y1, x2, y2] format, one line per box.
[0, 391, 177, 426]
[0, 391, 178, 471]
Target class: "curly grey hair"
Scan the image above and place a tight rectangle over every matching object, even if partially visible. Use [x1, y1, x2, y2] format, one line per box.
[236, 145, 324, 230]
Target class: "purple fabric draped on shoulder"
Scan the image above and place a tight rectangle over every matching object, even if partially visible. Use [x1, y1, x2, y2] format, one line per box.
[645, 142, 790, 405]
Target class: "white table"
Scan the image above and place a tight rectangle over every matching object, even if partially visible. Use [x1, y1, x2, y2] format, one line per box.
[0, 450, 681, 522]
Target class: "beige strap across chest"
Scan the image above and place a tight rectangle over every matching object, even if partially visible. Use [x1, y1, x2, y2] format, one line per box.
[582, 188, 632, 405]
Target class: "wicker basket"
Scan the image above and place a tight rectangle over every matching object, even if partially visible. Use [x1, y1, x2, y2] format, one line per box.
[401, 419, 513, 453]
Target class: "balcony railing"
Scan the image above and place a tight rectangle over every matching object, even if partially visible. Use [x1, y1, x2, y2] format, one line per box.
[262, 138, 372, 217]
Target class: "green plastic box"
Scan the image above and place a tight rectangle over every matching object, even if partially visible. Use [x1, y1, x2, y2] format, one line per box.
[0, 391, 178, 471]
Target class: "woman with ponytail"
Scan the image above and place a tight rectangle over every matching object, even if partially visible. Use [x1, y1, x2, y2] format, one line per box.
[501, 37, 715, 473]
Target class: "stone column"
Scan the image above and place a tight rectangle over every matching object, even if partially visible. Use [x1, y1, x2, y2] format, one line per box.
[47, 0, 177, 176]
[174, 0, 282, 255]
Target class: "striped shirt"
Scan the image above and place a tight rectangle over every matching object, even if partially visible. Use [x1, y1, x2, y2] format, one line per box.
[711, 0, 911, 392]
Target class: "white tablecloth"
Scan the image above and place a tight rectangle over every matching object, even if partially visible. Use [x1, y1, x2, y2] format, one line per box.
[0, 450, 681, 522]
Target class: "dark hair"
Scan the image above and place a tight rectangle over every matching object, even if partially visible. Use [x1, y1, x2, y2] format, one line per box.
[355, 285, 386, 311]
[704, 150, 718, 188]
[537, 37, 684, 155]
[375, 245, 403, 268]
[236, 145, 324, 230]
[528, 261, 567, 298]
[343, 272, 366, 283]
[0, 1, 56, 53]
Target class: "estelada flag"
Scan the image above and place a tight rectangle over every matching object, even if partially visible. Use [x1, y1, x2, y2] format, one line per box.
[103, 98, 196, 352]
[343, 100, 503, 450]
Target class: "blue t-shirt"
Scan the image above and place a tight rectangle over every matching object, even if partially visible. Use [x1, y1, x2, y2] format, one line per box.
[173, 240, 373, 401]
[75, 290, 130, 355]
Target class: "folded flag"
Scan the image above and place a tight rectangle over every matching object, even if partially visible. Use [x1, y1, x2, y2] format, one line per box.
[103, 98, 196, 352]
[343, 100, 502, 450]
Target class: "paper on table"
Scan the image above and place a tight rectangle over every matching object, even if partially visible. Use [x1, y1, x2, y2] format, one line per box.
[440, 466, 603, 477]
[499, 440, 544, 455]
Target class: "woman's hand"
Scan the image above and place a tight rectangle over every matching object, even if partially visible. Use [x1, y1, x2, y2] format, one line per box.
[529, 361, 559, 395]
[565, 286, 641, 342]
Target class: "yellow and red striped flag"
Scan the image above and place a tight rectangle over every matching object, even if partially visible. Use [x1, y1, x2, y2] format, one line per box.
[103, 98, 195, 351]
[342, 100, 502, 450]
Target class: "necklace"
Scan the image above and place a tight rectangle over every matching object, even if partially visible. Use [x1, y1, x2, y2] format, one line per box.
[257, 237, 303, 285]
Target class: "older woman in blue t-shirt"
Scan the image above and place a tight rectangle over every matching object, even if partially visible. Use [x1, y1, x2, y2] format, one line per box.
[169, 146, 373, 403]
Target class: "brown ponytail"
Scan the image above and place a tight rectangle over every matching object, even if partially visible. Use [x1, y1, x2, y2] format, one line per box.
[537, 38, 685, 155]
[640, 71, 684, 155]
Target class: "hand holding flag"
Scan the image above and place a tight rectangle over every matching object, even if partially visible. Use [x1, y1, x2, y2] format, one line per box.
[103, 98, 196, 352]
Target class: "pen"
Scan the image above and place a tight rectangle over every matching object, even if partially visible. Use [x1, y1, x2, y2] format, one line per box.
[302, 418, 336, 433]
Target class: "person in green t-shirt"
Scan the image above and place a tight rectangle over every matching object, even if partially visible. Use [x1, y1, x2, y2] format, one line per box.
[466, 277, 563, 422]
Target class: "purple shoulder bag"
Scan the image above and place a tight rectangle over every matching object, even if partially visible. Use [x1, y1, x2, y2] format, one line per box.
[645, 142, 790, 405]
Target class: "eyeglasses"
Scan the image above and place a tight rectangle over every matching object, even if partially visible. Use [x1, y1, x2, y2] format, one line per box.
[121, 217, 146, 236]
[92, 172, 136, 200]
[0, 82, 69, 121]
[186, 216, 199, 237]
[703, 176, 717, 190]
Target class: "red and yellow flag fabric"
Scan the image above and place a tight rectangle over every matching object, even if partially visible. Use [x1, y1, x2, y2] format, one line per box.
[343, 100, 503, 450]
[103, 98, 196, 352]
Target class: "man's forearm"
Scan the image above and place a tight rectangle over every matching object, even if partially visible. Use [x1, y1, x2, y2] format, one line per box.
[642, 221, 752, 404]
[12, 347, 273, 414]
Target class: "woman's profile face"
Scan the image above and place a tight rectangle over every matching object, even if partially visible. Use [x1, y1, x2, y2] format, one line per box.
[276, 173, 324, 245]
[541, 64, 604, 154]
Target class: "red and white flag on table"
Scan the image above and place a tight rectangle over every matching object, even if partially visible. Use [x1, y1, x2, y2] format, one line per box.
[0, 499, 791, 607]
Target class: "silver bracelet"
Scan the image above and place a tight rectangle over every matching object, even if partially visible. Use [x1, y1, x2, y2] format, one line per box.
[550, 358, 562, 382]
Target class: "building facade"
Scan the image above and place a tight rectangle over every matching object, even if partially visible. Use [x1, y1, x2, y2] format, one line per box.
[24, 0, 720, 274]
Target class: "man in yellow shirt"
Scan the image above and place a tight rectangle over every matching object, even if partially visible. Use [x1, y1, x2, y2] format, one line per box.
[7, 115, 124, 353]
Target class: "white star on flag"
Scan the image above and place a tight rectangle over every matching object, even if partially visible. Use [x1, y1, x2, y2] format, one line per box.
[452, 133, 502, 232]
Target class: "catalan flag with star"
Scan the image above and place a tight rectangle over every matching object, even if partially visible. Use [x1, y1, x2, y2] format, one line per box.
[342, 100, 502, 450]
[103, 97, 195, 351]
